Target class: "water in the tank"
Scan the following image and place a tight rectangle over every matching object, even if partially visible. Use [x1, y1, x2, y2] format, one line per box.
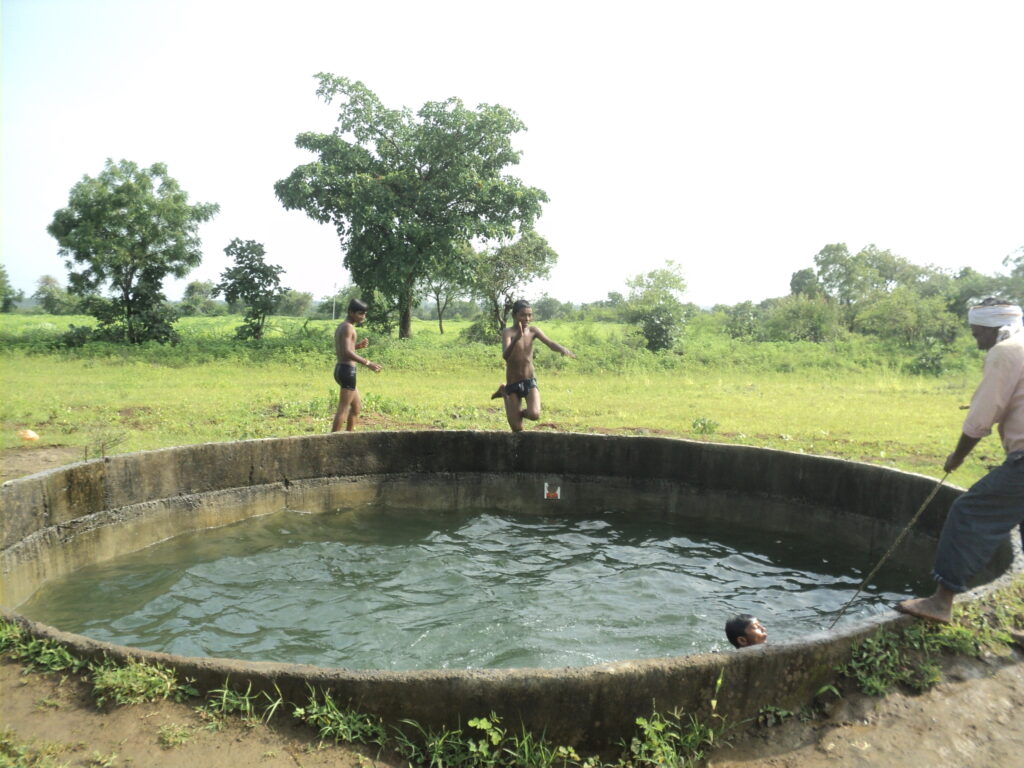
[19, 506, 930, 669]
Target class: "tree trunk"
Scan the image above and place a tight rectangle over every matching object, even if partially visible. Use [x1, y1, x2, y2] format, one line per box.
[400, 303, 413, 338]
[399, 278, 415, 339]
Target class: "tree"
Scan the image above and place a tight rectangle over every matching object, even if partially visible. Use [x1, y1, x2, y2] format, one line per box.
[214, 239, 288, 340]
[419, 242, 473, 334]
[997, 246, 1024, 304]
[854, 286, 960, 347]
[178, 280, 223, 316]
[275, 74, 548, 338]
[47, 159, 218, 343]
[472, 230, 558, 335]
[789, 267, 822, 298]
[32, 275, 80, 315]
[724, 300, 758, 339]
[533, 293, 573, 321]
[624, 262, 688, 351]
[759, 295, 844, 342]
[276, 290, 314, 317]
[0, 264, 24, 312]
[316, 284, 363, 320]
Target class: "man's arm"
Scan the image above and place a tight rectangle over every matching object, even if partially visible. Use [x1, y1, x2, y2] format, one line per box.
[944, 433, 982, 473]
[339, 324, 381, 371]
[532, 327, 576, 358]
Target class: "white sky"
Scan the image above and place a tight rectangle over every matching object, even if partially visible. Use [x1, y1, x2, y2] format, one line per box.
[3, 0, 1022, 307]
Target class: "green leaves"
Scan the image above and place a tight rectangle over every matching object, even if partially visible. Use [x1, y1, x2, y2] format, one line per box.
[276, 75, 548, 337]
[624, 262, 688, 352]
[47, 159, 219, 343]
[214, 239, 288, 340]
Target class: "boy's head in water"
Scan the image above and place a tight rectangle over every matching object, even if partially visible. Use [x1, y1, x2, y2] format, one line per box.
[725, 614, 768, 648]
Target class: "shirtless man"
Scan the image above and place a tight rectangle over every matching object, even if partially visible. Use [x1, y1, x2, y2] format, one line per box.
[492, 299, 575, 432]
[331, 298, 382, 432]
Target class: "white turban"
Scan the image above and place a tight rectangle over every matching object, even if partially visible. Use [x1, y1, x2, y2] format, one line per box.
[968, 303, 1024, 341]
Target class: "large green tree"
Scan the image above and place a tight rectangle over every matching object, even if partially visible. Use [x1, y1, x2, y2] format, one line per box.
[813, 243, 924, 306]
[47, 159, 219, 343]
[275, 74, 548, 338]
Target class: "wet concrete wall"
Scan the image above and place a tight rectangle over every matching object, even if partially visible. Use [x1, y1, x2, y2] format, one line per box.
[1, 431, 1019, 749]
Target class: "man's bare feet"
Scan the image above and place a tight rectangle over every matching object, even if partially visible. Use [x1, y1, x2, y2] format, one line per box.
[490, 384, 505, 400]
[896, 594, 953, 623]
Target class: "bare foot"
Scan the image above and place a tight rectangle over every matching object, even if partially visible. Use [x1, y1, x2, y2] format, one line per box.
[490, 384, 505, 400]
[896, 595, 953, 623]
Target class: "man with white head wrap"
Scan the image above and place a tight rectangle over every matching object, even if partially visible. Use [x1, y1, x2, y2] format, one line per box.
[898, 298, 1024, 622]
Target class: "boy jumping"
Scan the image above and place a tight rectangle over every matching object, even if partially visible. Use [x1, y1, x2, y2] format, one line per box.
[492, 299, 575, 432]
[332, 298, 382, 432]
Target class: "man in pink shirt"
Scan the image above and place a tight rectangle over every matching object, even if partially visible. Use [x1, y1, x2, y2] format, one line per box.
[898, 298, 1024, 623]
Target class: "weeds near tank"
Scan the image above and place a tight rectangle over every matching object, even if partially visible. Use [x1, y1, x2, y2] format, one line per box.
[199, 679, 284, 726]
[81, 427, 127, 460]
[840, 575, 1024, 696]
[625, 670, 729, 768]
[90, 656, 196, 707]
[293, 687, 388, 747]
[755, 705, 794, 727]
[157, 723, 193, 749]
[0, 726, 70, 768]
[690, 416, 719, 435]
[0, 620, 84, 674]
[391, 712, 598, 768]
[0, 619, 22, 651]
[85, 751, 118, 767]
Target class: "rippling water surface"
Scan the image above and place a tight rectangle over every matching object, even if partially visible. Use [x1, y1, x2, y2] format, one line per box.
[20, 506, 928, 668]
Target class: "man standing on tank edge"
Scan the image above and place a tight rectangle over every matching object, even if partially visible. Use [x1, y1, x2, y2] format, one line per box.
[898, 298, 1024, 623]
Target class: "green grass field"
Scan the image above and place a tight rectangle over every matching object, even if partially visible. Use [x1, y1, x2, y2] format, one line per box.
[0, 314, 993, 487]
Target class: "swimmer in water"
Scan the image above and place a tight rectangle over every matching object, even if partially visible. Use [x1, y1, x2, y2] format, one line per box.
[725, 614, 768, 648]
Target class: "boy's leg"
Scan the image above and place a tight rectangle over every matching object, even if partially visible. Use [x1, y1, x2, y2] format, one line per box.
[523, 387, 541, 421]
[504, 393, 524, 431]
[332, 388, 358, 433]
[346, 389, 362, 431]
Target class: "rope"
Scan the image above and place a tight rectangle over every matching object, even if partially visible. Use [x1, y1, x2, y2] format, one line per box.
[827, 471, 951, 630]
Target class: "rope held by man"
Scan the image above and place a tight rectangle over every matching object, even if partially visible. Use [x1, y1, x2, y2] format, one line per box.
[828, 471, 950, 630]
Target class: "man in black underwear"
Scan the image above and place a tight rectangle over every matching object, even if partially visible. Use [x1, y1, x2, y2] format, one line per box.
[332, 299, 382, 432]
[492, 299, 575, 432]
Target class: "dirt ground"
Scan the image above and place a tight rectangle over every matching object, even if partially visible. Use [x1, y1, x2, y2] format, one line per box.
[3, 445, 1024, 767]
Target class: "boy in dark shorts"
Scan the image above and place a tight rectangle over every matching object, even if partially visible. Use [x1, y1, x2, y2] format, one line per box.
[491, 299, 575, 432]
[332, 299, 382, 432]
[725, 614, 768, 648]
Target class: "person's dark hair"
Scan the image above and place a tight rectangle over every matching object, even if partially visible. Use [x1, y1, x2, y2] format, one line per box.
[348, 298, 368, 314]
[512, 299, 531, 315]
[725, 614, 755, 648]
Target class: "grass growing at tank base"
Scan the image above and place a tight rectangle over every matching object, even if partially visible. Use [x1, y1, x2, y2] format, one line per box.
[3, 575, 1022, 768]
[839, 574, 1024, 696]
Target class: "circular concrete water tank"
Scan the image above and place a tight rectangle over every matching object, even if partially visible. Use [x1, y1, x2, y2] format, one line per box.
[1, 431, 1018, 749]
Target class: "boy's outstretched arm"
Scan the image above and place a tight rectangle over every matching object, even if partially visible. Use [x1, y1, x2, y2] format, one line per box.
[534, 327, 576, 358]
